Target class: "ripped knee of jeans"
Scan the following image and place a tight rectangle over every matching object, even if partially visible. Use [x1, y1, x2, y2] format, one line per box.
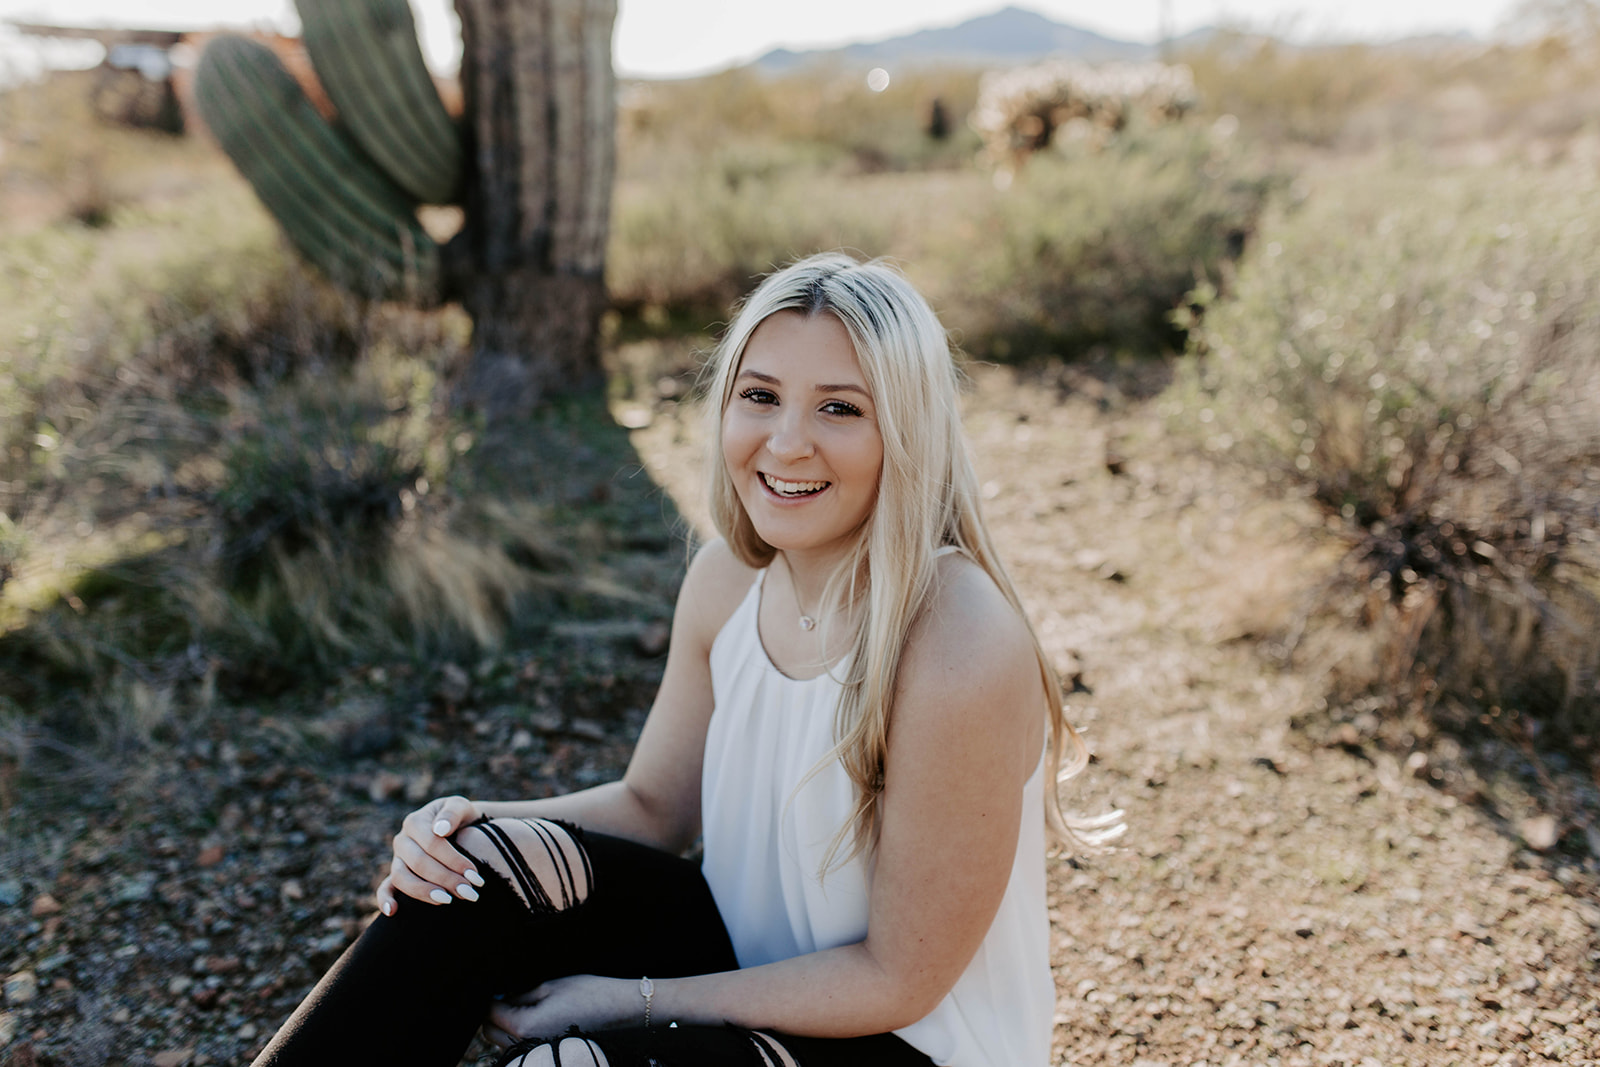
[500, 1034, 608, 1067]
[454, 818, 593, 914]
[750, 1031, 802, 1067]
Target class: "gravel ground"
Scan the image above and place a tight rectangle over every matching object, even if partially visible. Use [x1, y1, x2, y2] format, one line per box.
[3, 363, 1596, 1066]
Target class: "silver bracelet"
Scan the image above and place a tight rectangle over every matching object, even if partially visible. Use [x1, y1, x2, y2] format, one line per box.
[639, 976, 654, 1027]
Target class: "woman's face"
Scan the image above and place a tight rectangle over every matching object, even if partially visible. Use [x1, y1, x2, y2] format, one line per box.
[721, 310, 884, 564]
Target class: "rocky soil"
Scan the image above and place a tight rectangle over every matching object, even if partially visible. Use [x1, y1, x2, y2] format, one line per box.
[3, 363, 1597, 1066]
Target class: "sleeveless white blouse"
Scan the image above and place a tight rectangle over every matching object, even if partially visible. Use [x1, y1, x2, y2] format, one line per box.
[700, 568, 1052, 1067]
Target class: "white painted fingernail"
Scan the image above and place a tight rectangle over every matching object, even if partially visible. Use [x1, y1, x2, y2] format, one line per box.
[465, 869, 485, 887]
[433, 819, 452, 836]
[429, 888, 453, 904]
[380, 900, 393, 916]
[456, 884, 479, 902]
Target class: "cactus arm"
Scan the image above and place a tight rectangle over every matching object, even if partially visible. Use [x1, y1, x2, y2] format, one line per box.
[295, 0, 462, 204]
[195, 35, 440, 300]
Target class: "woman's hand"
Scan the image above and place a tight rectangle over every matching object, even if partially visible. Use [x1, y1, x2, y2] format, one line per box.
[482, 976, 643, 1049]
[374, 794, 486, 915]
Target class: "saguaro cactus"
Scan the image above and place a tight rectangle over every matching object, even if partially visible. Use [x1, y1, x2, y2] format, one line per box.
[194, 0, 617, 415]
[195, 35, 441, 300]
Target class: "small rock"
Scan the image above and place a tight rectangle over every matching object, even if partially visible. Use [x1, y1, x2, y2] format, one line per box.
[569, 719, 607, 742]
[368, 771, 406, 803]
[280, 880, 304, 903]
[1405, 751, 1429, 777]
[112, 873, 155, 904]
[636, 620, 671, 657]
[509, 729, 534, 752]
[330, 699, 398, 758]
[1073, 549, 1108, 572]
[28, 894, 60, 918]
[403, 771, 435, 804]
[151, 1049, 194, 1067]
[1253, 756, 1286, 776]
[236, 1022, 258, 1041]
[191, 987, 219, 1009]
[311, 931, 348, 956]
[1519, 814, 1559, 852]
[1332, 722, 1363, 748]
[168, 976, 193, 996]
[434, 662, 471, 706]
[0, 882, 21, 908]
[528, 710, 563, 734]
[3, 971, 38, 1004]
[196, 844, 225, 868]
[1293, 920, 1315, 938]
[203, 956, 241, 975]
[110, 1007, 131, 1024]
[0, 1010, 15, 1047]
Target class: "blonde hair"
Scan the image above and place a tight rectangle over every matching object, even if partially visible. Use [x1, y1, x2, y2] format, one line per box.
[704, 252, 1119, 871]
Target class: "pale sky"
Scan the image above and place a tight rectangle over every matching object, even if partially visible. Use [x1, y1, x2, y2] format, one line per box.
[0, 0, 1525, 81]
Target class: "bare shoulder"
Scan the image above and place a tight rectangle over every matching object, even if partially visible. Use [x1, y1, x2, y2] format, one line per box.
[674, 538, 759, 652]
[908, 553, 1038, 681]
[895, 554, 1044, 756]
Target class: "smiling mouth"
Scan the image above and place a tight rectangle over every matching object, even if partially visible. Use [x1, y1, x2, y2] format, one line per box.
[761, 473, 831, 497]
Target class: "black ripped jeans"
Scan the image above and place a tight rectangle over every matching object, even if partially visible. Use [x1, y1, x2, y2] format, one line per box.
[251, 819, 935, 1067]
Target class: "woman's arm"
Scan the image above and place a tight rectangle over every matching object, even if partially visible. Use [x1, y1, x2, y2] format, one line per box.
[376, 540, 755, 912]
[490, 556, 1047, 1038]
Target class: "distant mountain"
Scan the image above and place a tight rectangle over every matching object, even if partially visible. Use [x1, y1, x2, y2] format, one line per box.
[752, 6, 1156, 74]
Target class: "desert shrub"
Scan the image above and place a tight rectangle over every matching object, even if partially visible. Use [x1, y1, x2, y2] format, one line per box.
[608, 161, 901, 318]
[1177, 161, 1600, 744]
[936, 123, 1275, 361]
[0, 190, 575, 736]
[611, 122, 1274, 361]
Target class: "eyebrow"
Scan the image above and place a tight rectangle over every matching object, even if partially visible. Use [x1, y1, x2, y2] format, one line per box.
[736, 369, 872, 399]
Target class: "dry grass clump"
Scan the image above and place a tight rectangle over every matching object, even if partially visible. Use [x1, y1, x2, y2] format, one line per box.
[0, 190, 590, 764]
[1176, 160, 1600, 751]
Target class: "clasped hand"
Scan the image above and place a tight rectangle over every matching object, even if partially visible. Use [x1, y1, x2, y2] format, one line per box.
[482, 975, 644, 1049]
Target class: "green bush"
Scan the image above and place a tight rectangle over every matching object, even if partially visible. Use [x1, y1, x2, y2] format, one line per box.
[935, 125, 1275, 361]
[1178, 161, 1600, 741]
[610, 122, 1274, 361]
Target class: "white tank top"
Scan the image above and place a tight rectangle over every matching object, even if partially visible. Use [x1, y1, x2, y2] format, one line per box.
[700, 567, 1052, 1067]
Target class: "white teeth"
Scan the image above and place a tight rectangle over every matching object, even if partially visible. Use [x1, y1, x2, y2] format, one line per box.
[762, 473, 829, 496]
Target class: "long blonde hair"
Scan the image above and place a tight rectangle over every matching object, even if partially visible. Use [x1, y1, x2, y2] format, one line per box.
[704, 253, 1119, 871]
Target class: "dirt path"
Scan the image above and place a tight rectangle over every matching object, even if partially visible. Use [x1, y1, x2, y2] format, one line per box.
[632, 364, 1600, 1067]
[2, 366, 1596, 1067]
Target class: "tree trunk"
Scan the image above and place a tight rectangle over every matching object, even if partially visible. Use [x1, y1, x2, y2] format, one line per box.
[449, 0, 617, 417]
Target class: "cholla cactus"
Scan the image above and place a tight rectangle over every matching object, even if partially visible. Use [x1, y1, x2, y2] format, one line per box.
[972, 60, 1198, 171]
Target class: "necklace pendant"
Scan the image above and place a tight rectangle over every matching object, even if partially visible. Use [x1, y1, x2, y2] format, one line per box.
[798, 615, 816, 631]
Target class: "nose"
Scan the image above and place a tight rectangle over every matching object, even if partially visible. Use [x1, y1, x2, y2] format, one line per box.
[766, 410, 815, 462]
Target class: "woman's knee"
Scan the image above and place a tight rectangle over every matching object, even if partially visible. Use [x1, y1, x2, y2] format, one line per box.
[502, 1035, 608, 1067]
[454, 818, 594, 914]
